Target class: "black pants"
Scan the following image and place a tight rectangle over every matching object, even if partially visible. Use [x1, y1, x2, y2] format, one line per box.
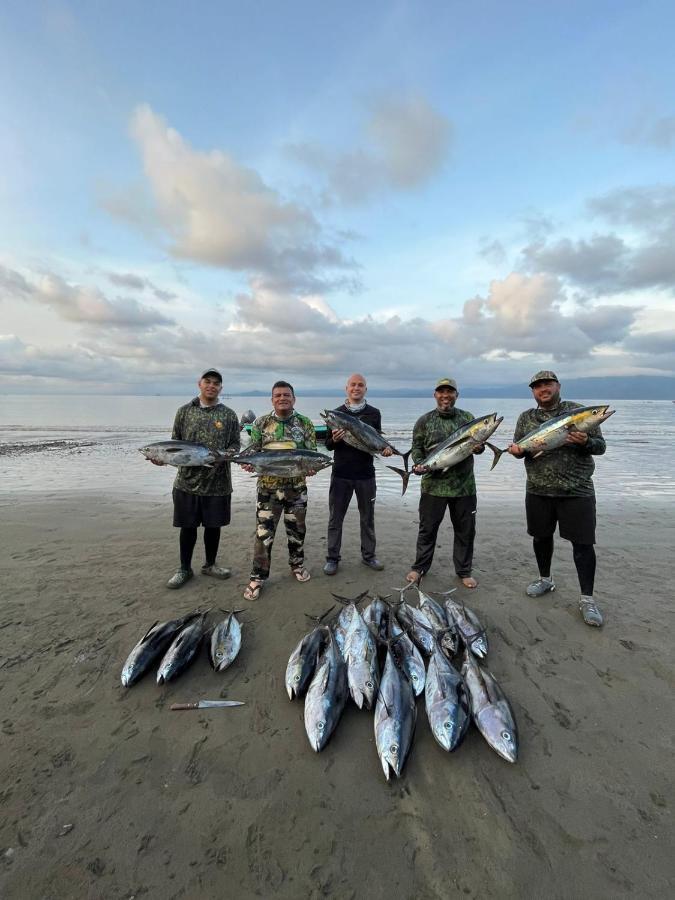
[326, 475, 377, 563]
[412, 493, 476, 578]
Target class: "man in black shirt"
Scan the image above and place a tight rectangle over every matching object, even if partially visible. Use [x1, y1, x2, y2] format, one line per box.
[323, 374, 392, 575]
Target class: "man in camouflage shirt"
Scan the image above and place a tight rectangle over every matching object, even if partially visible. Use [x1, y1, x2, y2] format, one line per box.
[406, 378, 485, 589]
[508, 370, 607, 627]
[150, 368, 240, 588]
[243, 381, 317, 600]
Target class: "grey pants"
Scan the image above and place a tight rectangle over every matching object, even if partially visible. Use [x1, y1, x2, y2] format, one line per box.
[326, 475, 377, 563]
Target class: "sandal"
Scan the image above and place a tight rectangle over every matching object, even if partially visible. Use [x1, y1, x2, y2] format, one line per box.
[291, 567, 311, 583]
[243, 579, 263, 601]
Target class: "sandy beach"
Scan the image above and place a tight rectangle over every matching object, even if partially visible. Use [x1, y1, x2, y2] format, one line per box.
[0, 485, 673, 899]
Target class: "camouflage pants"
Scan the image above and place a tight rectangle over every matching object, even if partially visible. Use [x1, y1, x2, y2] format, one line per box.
[250, 485, 308, 581]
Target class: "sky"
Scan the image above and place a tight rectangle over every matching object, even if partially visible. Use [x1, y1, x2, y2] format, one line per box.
[1, 0, 675, 394]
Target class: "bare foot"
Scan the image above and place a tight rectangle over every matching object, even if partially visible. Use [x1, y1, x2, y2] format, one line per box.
[405, 570, 421, 584]
[461, 576, 478, 589]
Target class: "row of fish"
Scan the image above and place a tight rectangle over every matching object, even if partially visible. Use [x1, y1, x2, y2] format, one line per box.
[140, 404, 614, 496]
[120, 608, 244, 687]
[285, 586, 518, 779]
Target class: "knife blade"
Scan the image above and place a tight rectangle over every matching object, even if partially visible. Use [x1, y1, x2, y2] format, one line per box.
[170, 700, 245, 710]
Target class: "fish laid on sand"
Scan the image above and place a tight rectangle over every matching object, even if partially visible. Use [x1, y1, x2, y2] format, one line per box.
[444, 596, 488, 658]
[414, 585, 458, 657]
[231, 448, 332, 478]
[462, 648, 518, 763]
[425, 636, 470, 752]
[157, 611, 209, 685]
[139, 440, 235, 467]
[121, 611, 202, 687]
[491, 405, 615, 468]
[340, 602, 380, 710]
[374, 643, 417, 780]
[304, 629, 348, 751]
[209, 609, 244, 672]
[285, 607, 336, 700]
[390, 414, 503, 483]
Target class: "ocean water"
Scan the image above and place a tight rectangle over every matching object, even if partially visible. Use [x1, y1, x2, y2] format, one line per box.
[0, 394, 673, 500]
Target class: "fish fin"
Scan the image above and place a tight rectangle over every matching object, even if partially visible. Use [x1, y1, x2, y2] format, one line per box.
[386, 465, 410, 496]
[139, 621, 159, 643]
[400, 449, 412, 472]
[532, 450, 545, 459]
[330, 590, 368, 606]
[487, 443, 505, 470]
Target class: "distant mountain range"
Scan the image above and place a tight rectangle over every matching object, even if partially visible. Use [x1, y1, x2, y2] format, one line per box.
[238, 375, 675, 400]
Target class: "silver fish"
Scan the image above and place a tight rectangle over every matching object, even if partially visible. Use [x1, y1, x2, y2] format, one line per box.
[285, 624, 330, 700]
[444, 596, 488, 658]
[425, 639, 470, 752]
[491, 405, 614, 468]
[139, 440, 234, 467]
[415, 586, 458, 657]
[393, 598, 435, 657]
[404, 413, 504, 473]
[209, 609, 243, 672]
[331, 591, 368, 654]
[156, 611, 208, 684]
[362, 596, 389, 642]
[462, 649, 518, 763]
[232, 448, 332, 477]
[121, 611, 201, 687]
[343, 606, 380, 710]
[390, 621, 426, 697]
[304, 630, 348, 752]
[374, 647, 417, 780]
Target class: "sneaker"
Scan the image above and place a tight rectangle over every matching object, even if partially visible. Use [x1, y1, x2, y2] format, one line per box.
[323, 560, 338, 576]
[167, 568, 193, 589]
[201, 563, 231, 580]
[362, 558, 384, 571]
[526, 577, 555, 598]
[579, 598, 604, 627]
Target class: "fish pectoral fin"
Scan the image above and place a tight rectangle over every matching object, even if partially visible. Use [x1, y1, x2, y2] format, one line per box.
[532, 450, 545, 459]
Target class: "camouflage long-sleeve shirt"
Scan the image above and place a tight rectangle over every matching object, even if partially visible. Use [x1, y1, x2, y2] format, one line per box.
[411, 407, 480, 497]
[513, 400, 606, 497]
[249, 410, 316, 489]
[172, 399, 240, 496]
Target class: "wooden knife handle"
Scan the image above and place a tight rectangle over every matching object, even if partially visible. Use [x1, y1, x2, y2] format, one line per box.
[170, 703, 198, 711]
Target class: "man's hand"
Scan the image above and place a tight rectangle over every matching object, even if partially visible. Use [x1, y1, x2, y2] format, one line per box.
[241, 464, 256, 473]
[331, 428, 346, 442]
[381, 447, 393, 457]
[507, 443, 525, 457]
[148, 458, 166, 466]
[565, 430, 589, 446]
[306, 469, 317, 477]
[472, 443, 485, 455]
[413, 464, 429, 475]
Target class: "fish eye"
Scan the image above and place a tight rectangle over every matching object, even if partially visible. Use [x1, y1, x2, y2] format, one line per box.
[366, 680, 373, 688]
[390, 743, 399, 755]
[444, 722, 451, 730]
[591, 408, 598, 414]
[216, 651, 224, 659]
[293, 674, 300, 682]
[317, 721, 325, 731]
[501, 730, 511, 741]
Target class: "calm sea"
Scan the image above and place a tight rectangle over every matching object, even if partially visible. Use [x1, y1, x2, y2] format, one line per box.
[0, 394, 673, 500]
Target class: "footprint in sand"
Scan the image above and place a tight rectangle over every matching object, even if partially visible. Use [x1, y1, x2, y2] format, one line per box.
[535, 614, 567, 638]
[508, 614, 542, 647]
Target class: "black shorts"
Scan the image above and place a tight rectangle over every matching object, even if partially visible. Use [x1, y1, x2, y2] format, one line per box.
[172, 489, 231, 528]
[525, 494, 596, 545]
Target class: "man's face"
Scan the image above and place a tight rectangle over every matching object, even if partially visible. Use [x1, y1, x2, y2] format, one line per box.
[531, 379, 560, 406]
[272, 386, 295, 416]
[435, 386, 457, 411]
[346, 374, 367, 403]
[198, 375, 221, 401]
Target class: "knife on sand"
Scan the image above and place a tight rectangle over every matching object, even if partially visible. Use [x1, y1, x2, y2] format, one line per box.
[170, 700, 245, 710]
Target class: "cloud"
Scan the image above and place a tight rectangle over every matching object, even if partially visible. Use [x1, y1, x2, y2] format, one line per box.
[621, 115, 675, 149]
[106, 105, 356, 293]
[106, 271, 177, 302]
[286, 95, 451, 204]
[0, 264, 173, 328]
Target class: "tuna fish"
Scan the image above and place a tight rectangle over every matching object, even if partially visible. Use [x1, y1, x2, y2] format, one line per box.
[120, 611, 201, 687]
[462, 648, 518, 763]
[414, 585, 458, 657]
[390, 621, 426, 697]
[156, 611, 208, 685]
[491, 405, 615, 468]
[304, 630, 348, 751]
[393, 413, 503, 477]
[139, 440, 234, 467]
[425, 638, 470, 752]
[209, 609, 243, 672]
[342, 604, 380, 710]
[444, 595, 488, 658]
[285, 607, 335, 700]
[391, 594, 435, 657]
[374, 645, 417, 780]
[232, 448, 332, 477]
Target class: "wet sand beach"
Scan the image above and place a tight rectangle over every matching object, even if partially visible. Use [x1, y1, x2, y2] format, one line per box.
[0, 485, 673, 899]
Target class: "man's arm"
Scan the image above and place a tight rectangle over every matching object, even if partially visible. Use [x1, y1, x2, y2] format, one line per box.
[411, 416, 428, 470]
[171, 407, 184, 441]
[508, 412, 529, 458]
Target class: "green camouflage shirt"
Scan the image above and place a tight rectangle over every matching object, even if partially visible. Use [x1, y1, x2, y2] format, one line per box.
[249, 410, 317, 489]
[411, 407, 480, 497]
[172, 399, 240, 496]
[513, 400, 606, 497]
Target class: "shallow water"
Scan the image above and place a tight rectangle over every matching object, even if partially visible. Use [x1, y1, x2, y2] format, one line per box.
[0, 394, 673, 500]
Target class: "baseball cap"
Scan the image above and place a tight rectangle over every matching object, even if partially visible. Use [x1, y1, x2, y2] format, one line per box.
[435, 377, 458, 391]
[200, 368, 223, 382]
[528, 370, 559, 387]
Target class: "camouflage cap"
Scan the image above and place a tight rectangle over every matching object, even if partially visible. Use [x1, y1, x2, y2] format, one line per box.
[528, 370, 559, 387]
[435, 377, 458, 391]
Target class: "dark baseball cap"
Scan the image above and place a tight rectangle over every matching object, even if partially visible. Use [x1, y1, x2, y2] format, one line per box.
[200, 368, 223, 382]
[435, 377, 458, 391]
[528, 370, 559, 387]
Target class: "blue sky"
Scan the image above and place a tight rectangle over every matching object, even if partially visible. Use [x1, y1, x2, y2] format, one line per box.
[1, 1, 674, 393]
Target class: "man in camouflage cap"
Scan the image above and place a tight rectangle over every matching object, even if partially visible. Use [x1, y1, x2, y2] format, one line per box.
[149, 368, 240, 588]
[405, 377, 485, 589]
[508, 370, 607, 627]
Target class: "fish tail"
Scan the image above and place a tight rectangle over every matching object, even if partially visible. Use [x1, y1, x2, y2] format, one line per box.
[386, 465, 410, 496]
[486, 442, 505, 470]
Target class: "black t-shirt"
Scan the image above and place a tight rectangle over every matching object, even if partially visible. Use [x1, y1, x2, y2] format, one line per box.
[325, 403, 382, 480]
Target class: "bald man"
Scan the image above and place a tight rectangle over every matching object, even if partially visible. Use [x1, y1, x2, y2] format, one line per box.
[323, 374, 392, 575]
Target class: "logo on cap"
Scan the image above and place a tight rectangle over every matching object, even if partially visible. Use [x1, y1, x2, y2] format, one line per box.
[435, 377, 458, 391]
